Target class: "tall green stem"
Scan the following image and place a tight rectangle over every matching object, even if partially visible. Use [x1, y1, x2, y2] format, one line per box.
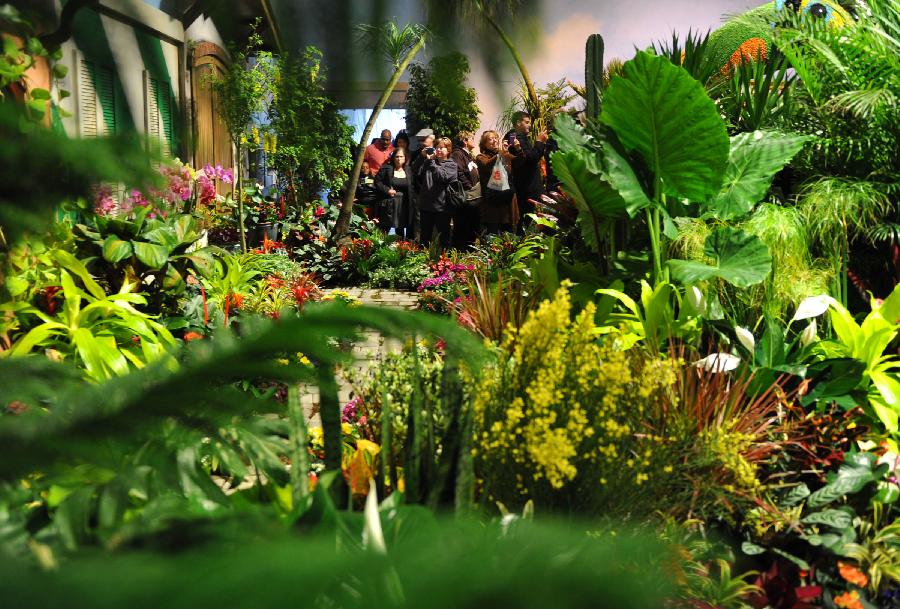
[647, 207, 662, 285]
[287, 386, 310, 507]
[236, 142, 247, 253]
[476, 3, 541, 118]
[840, 227, 849, 308]
[335, 34, 427, 240]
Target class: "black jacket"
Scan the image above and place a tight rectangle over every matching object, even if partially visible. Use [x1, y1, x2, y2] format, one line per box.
[449, 147, 479, 190]
[355, 173, 379, 205]
[374, 164, 414, 202]
[504, 129, 546, 197]
[415, 158, 459, 213]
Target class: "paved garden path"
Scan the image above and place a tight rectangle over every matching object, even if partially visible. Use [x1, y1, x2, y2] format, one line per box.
[301, 288, 419, 424]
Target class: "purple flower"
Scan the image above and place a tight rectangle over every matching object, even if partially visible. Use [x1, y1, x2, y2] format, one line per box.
[93, 185, 117, 216]
[341, 396, 362, 423]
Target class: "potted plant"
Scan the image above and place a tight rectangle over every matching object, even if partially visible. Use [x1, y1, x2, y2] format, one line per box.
[243, 183, 279, 246]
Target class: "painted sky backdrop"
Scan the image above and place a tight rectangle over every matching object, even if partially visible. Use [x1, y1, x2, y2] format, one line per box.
[468, 0, 763, 130]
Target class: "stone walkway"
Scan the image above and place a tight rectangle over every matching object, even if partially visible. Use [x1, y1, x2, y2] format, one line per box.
[301, 288, 419, 424]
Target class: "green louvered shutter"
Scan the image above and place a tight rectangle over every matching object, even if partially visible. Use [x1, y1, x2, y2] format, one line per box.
[145, 72, 173, 158]
[96, 65, 116, 135]
[78, 58, 117, 136]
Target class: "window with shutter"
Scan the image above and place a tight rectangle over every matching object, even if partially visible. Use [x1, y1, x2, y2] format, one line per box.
[145, 72, 173, 158]
[78, 59, 98, 137]
[96, 65, 116, 135]
[78, 59, 117, 137]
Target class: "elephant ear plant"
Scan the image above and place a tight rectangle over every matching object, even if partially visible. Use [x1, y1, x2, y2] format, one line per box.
[554, 49, 812, 296]
[598, 50, 730, 284]
[72, 206, 218, 314]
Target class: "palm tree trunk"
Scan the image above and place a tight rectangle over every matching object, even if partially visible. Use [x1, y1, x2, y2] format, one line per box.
[476, 3, 541, 118]
[334, 34, 427, 241]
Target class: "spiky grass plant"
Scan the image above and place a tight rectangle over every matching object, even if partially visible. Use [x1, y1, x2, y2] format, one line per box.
[800, 177, 891, 305]
[740, 203, 832, 320]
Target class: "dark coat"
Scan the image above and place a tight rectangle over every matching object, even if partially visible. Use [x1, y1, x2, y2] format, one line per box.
[374, 164, 413, 229]
[504, 129, 546, 198]
[354, 172, 379, 206]
[449, 147, 479, 190]
[374, 164, 412, 200]
[415, 158, 459, 213]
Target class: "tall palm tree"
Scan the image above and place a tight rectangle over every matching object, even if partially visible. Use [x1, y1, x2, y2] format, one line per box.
[334, 22, 427, 241]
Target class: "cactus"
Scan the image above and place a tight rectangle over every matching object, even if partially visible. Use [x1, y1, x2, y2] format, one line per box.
[585, 33, 605, 121]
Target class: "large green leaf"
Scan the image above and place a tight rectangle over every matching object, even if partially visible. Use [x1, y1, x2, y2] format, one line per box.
[553, 114, 592, 153]
[52, 250, 106, 300]
[706, 131, 812, 220]
[552, 151, 642, 219]
[807, 452, 877, 508]
[132, 241, 172, 269]
[601, 137, 652, 213]
[101, 235, 133, 263]
[668, 227, 772, 288]
[600, 51, 729, 202]
[177, 248, 219, 278]
[142, 226, 180, 249]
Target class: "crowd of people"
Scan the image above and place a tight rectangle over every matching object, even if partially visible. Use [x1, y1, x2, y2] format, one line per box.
[354, 111, 557, 250]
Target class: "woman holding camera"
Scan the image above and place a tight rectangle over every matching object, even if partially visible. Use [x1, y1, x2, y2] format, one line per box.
[415, 137, 459, 248]
[476, 130, 516, 235]
[449, 132, 482, 249]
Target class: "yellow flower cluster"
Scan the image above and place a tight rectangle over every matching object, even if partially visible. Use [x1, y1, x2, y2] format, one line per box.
[471, 285, 678, 506]
[702, 426, 761, 493]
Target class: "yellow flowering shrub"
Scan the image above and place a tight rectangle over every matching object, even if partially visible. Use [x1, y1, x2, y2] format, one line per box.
[471, 285, 678, 511]
[471, 284, 770, 518]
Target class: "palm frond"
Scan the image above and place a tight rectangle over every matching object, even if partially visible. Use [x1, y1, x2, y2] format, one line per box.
[356, 22, 428, 70]
[826, 87, 898, 119]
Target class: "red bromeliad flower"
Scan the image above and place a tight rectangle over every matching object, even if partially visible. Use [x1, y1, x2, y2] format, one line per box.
[43, 286, 62, 315]
[184, 331, 204, 341]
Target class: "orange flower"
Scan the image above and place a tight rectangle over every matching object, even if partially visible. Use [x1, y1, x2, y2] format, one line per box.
[725, 37, 768, 74]
[838, 562, 869, 588]
[834, 590, 863, 609]
[183, 331, 204, 341]
[231, 292, 245, 309]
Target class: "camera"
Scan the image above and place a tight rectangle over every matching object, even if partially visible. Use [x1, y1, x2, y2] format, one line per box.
[506, 133, 518, 145]
[424, 147, 436, 155]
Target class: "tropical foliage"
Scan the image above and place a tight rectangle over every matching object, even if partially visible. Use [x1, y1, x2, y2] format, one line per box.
[2, 2, 900, 608]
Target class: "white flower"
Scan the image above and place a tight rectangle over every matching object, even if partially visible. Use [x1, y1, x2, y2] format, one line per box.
[800, 320, 818, 347]
[694, 353, 741, 373]
[877, 450, 898, 472]
[792, 295, 830, 321]
[686, 285, 705, 312]
[735, 326, 755, 352]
